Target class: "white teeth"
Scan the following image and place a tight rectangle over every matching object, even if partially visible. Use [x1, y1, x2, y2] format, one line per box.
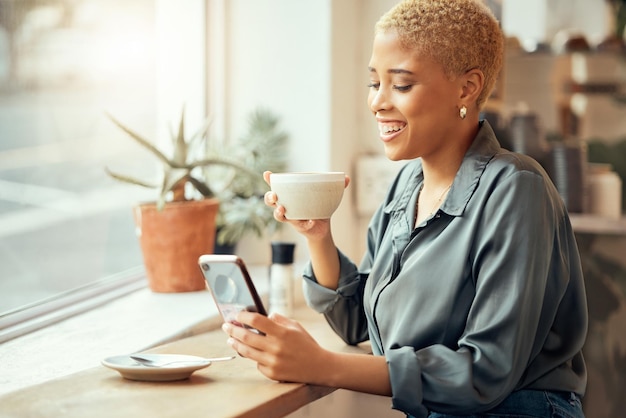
[379, 124, 405, 134]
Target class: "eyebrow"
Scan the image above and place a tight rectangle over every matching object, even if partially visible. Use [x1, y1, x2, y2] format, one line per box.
[368, 67, 415, 75]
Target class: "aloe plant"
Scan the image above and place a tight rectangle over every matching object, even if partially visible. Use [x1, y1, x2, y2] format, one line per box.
[105, 107, 264, 211]
[106, 107, 289, 246]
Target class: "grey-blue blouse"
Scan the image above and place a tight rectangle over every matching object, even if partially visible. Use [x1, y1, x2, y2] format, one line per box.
[302, 121, 588, 417]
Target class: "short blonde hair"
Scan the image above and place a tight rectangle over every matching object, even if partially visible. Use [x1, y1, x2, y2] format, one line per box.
[375, 0, 503, 109]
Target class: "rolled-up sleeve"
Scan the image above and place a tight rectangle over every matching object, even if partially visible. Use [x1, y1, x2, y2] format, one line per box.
[302, 249, 370, 345]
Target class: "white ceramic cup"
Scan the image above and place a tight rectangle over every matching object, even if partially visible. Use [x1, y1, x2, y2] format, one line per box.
[269, 172, 345, 220]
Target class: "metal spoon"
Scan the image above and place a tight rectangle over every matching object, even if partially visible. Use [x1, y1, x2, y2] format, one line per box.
[130, 353, 235, 367]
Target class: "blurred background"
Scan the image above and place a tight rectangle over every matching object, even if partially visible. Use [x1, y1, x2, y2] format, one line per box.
[0, 1, 625, 416]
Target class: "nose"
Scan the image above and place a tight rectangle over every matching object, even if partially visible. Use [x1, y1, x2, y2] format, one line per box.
[368, 87, 390, 113]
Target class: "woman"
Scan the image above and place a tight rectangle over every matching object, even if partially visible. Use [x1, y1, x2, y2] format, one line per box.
[222, 0, 588, 417]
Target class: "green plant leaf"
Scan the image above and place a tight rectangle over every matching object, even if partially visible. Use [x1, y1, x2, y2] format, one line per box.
[172, 107, 187, 166]
[188, 176, 215, 198]
[105, 106, 289, 226]
[216, 196, 279, 245]
[161, 168, 190, 200]
[105, 112, 172, 167]
[104, 167, 157, 189]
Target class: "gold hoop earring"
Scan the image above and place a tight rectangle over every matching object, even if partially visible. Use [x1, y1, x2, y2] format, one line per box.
[459, 105, 467, 120]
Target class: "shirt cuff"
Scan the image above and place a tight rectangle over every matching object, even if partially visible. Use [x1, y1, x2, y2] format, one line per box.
[387, 346, 429, 418]
[301, 250, 361, 313]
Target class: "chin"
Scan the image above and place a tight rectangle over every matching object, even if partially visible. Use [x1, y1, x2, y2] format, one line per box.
[384, 147, 415, 162]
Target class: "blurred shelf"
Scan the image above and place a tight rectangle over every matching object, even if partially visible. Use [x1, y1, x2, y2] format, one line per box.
[570, 213, 626, 235]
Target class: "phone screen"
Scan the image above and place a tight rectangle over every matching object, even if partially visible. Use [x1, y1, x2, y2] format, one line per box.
[199, 255, 266, 328]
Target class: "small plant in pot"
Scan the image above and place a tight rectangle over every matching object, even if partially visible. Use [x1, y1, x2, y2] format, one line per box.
[105, 107, 269, 293]
[212, 109, 289, 252]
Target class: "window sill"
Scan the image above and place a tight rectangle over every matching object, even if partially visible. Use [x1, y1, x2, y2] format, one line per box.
[0, 265, 270, 397]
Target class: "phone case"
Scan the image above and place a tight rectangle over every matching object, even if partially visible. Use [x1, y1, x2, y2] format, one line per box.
[198, 254, 267, 328]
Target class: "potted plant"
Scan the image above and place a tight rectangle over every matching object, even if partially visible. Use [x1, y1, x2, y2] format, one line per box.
[212, 109, 289, 252]
[105, 107, 273, 292]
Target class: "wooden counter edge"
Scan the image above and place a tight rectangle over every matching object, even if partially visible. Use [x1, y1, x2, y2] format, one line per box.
[0, 304, 371, 418]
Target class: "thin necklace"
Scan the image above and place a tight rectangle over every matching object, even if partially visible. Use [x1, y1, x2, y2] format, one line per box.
[416, 183, 452, 222]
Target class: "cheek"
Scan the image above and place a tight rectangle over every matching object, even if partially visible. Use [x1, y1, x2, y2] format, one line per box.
[398, 97, 422, 119]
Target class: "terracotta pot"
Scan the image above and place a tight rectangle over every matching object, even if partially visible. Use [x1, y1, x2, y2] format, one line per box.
[133, 198, 220, 292]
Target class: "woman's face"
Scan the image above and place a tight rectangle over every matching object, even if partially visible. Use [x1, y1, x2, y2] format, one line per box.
[367, 31, 463, 161]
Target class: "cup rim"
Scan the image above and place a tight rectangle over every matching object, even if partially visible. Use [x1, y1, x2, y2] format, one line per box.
[270, 172, 344, 183]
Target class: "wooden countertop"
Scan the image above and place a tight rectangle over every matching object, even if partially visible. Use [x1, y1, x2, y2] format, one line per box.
[0, 306, 370, 418]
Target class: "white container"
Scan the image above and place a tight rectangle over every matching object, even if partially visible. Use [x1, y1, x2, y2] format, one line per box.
[269, 242, 296, 316]
[587, 163, 622, 220]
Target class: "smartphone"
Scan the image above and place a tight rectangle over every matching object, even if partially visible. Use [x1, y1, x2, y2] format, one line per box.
[198, 254, 267, 331]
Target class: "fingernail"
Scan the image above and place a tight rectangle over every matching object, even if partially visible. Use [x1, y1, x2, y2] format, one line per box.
[222, 323, 231, 333]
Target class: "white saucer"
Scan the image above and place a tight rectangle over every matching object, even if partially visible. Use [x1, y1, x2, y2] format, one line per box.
[102, 354, 211, 382]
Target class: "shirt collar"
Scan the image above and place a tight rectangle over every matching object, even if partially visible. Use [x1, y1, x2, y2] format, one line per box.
[442, 120, 500, 216]
[382, 120, 501, 218]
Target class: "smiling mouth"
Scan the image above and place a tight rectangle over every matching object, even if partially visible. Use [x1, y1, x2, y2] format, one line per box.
[378, 123, 406, 136]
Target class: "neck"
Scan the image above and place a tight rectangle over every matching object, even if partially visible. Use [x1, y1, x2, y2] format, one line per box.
[421, 119, 478, 189]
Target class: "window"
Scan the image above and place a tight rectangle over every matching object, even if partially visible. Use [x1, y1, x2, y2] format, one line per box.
[0, 0, 207, 341]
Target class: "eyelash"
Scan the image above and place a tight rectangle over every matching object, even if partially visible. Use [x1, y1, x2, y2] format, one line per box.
[394, 85, 412, 92]
[367, 82, 413, 92]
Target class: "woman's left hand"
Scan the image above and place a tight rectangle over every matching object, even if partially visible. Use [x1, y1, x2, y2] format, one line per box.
[222, 311, 330, 384]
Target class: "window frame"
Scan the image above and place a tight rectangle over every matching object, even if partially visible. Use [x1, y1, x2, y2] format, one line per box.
[0, 0, 210, 342]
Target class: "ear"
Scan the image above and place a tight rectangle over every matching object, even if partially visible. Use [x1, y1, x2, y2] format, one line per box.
[459, 68, 484, 104]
